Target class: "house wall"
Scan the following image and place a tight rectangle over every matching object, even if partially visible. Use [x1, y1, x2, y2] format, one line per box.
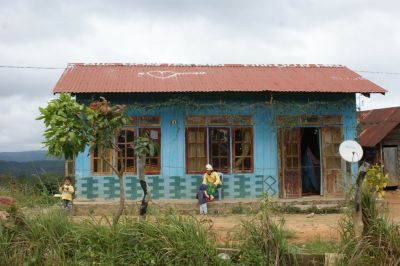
[73, 92, 357, 200]
[381, 124, 400, 185]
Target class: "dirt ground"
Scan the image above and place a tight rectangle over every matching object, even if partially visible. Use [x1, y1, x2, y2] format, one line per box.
[210, 189, 400, 244]
[2, 189, 400, 244]
[208, 213, 341, 244]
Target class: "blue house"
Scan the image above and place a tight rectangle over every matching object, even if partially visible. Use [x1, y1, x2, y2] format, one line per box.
[55, 63, 386, 200]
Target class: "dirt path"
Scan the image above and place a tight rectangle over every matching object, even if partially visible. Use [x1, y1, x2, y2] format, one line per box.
[209, 213, 342, 244]
[210, 189, 400, 244]
[2, 189, 399, 245]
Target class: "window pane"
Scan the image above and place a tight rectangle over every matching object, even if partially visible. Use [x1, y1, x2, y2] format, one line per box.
[126, 130, 134, 142]
[188, 131, 196, 142]
[102, 161, 110, 173]
[117, 160, 122, 172]
[212, 158, 220, 169]
[196, 130, 205, 141]
[233, 128, 253, 172]
[197, 144, 205, 156]
[235, 130, 242, 141]
[235, 143, 242, 156]
[211, 143, 219, 156]
[188, 144, 196, 157]
[334, 157, 342, 169]
[243, 130, 251, 141]
[150, 158, 158, 166]
[221, 158, 228, 169]
[91, 145, 112, 174]
[244, 158, 251, 169]
[118, 132, 126, 143]
[186, 128, 206, 173]
[242, 144, 251, 156]
[93, 160, 98, 172]
[286, 159, 292, 168]
[127, 147, 134, 157]
[115, 129, 136, 174]
[126, 159, 135, 172]
[220, 143, 228, 156]
[188, 159, 196, 171]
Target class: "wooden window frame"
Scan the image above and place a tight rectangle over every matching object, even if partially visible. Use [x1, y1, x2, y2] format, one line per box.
[186, 127, 207, 174]
[207, 115, 230, 126]
[209, 127, 230, 173]
[90, 145, 113, 175]
[232, 127, 254, 173]
[185, 115, 207, 126]
[115, 128, 137, 175]
[185, 115, 253, 126]
[138, 116, 161, 126]
[140, 128, 161, 175]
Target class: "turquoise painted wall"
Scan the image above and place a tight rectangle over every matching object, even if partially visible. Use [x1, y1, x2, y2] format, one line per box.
[74, 92, 357, 200]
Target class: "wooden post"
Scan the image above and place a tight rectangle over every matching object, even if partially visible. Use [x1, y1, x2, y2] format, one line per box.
[353, 161, 370, 237]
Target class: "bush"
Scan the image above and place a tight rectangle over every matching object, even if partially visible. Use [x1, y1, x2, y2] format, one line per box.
[338, 189, 400, 265]
[0, 173, 63, 208]
[232, 196, 298, 265]
[363, 164, 388, 198]
[0, 210, 225, 265]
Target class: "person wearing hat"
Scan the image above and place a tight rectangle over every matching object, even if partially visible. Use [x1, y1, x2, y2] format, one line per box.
[202, 164, 222, 200]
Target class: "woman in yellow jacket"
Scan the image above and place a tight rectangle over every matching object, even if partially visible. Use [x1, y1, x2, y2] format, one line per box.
[202, 164, 222, 201]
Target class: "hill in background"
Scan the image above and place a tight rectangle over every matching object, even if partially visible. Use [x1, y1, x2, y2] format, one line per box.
[0, 150, 61, 162]
[0, 150, 64, 177]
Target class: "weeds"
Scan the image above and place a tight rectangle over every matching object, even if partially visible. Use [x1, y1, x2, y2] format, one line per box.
[298, 237, 339, 254]
[338, 189, 400, 265]
[231, 196, 298, 265]
[0, 174, 62, 209]
[0, 208, 225, 265]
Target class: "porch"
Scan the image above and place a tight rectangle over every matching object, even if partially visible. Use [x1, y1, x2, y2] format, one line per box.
[72, 196, 346, 216]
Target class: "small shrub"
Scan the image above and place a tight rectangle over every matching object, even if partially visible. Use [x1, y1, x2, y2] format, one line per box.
[232, 197, 298, 265]
[338, 189, 400, 265]
[363, 164, 388, 198]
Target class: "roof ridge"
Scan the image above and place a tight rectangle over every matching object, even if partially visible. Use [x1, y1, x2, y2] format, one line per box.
[67, 63, 346, 68]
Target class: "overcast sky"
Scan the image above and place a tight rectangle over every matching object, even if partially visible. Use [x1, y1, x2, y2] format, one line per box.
[0, 0, 399, 152]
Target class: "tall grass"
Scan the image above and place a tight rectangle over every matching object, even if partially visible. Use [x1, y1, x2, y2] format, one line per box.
[0, 209, 225, 265]
[338, 189, 400, 265]
[230, 195, 298, 265]
[0, 174, 62, 208]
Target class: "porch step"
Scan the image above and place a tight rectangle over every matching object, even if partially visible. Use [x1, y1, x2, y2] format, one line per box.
[72, 197, 347, 216]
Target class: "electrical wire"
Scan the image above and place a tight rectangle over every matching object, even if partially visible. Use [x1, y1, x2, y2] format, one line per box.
[0, 64, 400, 75]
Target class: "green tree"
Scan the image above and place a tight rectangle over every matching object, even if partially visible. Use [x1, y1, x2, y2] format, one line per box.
[37, 93, 156, 222]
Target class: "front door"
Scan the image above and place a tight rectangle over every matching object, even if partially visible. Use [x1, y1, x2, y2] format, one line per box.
[278, 128, 302, 198]
[321, 127, 344, 196]
[383, 146, 399, 186]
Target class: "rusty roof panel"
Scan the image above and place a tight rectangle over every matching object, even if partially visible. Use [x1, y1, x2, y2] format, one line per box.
[359, 107, 400, 147]
[53, 63, 387, 94]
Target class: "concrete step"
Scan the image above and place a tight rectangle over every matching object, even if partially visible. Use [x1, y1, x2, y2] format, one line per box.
[72, 197, 347, 216]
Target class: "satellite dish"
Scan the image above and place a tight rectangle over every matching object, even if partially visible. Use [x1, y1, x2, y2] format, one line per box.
[339, 140, 363, 163]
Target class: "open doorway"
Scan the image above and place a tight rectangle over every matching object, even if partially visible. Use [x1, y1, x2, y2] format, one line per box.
[301, 128, 321, 196]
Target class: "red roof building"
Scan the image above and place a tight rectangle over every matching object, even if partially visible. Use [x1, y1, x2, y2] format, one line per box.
[54, 63, 386, 94]
[359, 107, 400, 186]
[55, 63, 389, 200]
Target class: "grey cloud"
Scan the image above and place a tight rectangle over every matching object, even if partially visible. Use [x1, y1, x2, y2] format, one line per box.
[0, 0, 399, 150]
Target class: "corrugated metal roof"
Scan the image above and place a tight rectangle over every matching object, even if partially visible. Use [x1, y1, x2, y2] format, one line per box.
[53, 63, 387, 94]
[359, 107, 400, 147]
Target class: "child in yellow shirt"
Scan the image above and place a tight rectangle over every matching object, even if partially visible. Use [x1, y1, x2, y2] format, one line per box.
[59, 176, 74, 209]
